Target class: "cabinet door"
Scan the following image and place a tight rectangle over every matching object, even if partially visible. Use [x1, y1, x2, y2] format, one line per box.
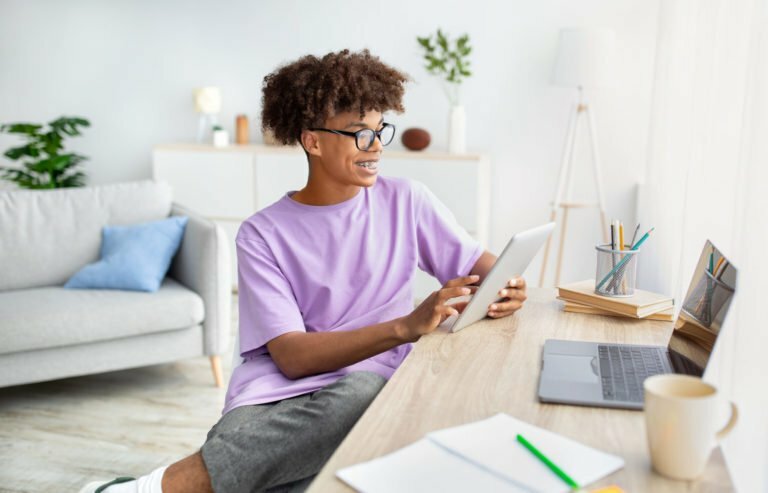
[153, 150, 255, 218]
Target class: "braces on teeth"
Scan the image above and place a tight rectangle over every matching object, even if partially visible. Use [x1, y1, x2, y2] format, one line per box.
[356, 162, 377, 169]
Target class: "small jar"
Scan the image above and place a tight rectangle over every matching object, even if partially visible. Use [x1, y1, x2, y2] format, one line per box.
[235, 114, 249, 144]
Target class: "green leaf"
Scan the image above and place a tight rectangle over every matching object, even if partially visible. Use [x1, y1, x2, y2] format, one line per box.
[58, 171, 86, 188]
[69, 153, 88, 165]
[437, 29, 448, 51]
[5, 145, 36, 160]
[28, 155, 71, 173]
[1, 168, 44, 188]
[43, 132, 63, 155]
[49, 116, 90, 137]
[0, 123, 42, 135]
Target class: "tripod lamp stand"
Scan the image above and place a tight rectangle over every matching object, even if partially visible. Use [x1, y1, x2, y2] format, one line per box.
[539, 28, 615, 287]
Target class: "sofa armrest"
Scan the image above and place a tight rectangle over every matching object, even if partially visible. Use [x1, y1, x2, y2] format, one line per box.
[168, 203, 232, 356]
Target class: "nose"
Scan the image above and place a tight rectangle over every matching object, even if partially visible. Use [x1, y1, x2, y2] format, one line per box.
[367, 134, 384, 153]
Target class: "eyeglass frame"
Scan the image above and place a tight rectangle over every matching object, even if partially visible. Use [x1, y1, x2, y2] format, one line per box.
[307, 122, 396, 151]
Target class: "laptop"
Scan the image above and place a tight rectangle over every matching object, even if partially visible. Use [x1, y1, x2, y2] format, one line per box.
[538, 240, 737, 410]
[447, 222, 555, 333]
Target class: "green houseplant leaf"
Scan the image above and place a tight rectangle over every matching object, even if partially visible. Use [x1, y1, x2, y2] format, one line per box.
[0, 116, 90, 189]
[416, 28, 473, 105]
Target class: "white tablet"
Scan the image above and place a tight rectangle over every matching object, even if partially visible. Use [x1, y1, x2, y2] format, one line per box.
[449, 222, 555, 333]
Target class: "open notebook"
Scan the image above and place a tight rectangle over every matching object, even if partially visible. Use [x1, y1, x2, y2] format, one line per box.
[337, 414, 624, 493]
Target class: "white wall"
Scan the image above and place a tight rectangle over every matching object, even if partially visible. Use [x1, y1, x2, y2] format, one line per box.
[638, 0, 768, 489]
[0, 0, 659, 286]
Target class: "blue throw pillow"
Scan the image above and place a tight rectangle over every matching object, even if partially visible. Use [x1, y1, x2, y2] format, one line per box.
[65, 216, 189, 292]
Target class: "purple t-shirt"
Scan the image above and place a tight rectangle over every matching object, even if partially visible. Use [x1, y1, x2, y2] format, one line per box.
[223, 176, 483, 414]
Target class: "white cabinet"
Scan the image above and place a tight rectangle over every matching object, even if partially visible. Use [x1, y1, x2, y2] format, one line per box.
[153, 143, 490, 302]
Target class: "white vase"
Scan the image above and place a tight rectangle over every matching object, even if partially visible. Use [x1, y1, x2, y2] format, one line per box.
[448, 105, 466, 154]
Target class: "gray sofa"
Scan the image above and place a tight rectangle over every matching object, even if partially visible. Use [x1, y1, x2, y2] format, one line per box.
[0, 180, 231, 388]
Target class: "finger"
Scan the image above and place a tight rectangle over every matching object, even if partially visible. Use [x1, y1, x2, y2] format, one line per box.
[443, 274, 480, 288]
[488, 305, 523, 318]
[507, 276, 527, 290]
[488, 300, 523, 313]
[438, 305, 460, 322]
[497, 288, 528, 301]
[448, 300, 470, 314]
[488, 309, 522, 320]
[438, 285, 473, 301]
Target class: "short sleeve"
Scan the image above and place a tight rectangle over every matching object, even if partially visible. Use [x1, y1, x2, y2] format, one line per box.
[413, 181, 484, 285]
[236, 235, 305, 356]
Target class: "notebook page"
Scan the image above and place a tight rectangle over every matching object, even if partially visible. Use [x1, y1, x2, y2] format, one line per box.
[336, 438, 532, 493]
[427, 413, 624, 492]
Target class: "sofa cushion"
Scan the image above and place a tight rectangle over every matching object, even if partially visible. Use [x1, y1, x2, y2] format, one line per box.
[65, 216, 189, 292]
[0, 180, 173, 291]
[0, 278, 204, 355]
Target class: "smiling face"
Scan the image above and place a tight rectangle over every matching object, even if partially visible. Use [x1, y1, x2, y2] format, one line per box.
[301, 110, 385, 191]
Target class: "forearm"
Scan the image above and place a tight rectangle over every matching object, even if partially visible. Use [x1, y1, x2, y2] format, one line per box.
[469, 250, 497, 282]
[268, 317, 410, 379]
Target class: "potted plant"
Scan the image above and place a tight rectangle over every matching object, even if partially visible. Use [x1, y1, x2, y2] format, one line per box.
[212, 124, 229, 147]
[0, 116, 90, 189]
[417, 29, 472, 154]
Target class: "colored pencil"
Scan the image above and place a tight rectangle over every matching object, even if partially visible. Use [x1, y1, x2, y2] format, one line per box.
[516, 434, 580, 490]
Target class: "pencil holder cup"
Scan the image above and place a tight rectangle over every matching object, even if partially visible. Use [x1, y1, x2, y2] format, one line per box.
[682, 270, 735, 328]
[594, 244, 639, 297]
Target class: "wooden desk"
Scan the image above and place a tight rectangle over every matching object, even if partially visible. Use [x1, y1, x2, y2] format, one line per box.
[307, 288, 733, 492]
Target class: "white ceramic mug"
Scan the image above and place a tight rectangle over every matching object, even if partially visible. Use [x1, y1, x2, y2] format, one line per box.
[643, 374, 738, 480]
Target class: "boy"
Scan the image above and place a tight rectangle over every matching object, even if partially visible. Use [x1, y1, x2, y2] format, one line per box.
[85, 49, 527, 493]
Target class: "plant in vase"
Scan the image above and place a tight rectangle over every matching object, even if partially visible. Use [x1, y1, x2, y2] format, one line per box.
[0, 116, 90, 189]
[212, 124, 229, 147]
[417, 29, 472, 153]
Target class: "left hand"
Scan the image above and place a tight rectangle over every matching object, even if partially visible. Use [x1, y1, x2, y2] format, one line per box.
[487, 276, 527, 318]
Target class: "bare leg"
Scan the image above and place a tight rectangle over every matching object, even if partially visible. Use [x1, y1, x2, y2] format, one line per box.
[161, 451, 214, 493]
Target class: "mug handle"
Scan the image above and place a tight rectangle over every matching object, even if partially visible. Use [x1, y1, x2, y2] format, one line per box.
[716, 402, 739, 441]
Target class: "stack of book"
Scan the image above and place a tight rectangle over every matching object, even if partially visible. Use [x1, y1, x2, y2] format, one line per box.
[557, 279, 675, 321]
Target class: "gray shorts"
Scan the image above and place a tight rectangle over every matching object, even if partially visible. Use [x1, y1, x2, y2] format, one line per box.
[200, 371, 387, 493]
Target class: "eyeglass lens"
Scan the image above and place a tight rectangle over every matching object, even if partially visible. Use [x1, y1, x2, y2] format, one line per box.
[357, 125, 395, 150]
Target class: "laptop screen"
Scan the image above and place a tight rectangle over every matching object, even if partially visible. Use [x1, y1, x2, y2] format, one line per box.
[667, 240, 738, 376]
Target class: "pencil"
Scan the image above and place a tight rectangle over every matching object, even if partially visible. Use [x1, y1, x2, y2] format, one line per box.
[619, 223, 625, 251]
[713, 257, 725, 276]
[629, 223, 641, 248]
[516, 434, 580, 490]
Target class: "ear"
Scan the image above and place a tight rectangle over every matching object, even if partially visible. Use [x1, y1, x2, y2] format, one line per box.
[300, 129, 322, 158]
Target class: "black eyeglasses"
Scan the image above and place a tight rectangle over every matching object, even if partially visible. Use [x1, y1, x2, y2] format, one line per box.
[308, 123, 396, 151]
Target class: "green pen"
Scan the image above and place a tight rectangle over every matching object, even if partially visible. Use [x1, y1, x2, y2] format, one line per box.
[516, 433, 581, 490]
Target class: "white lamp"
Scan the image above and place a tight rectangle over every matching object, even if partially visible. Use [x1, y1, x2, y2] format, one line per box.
[551, 28, 615, 89]
[193, 87, 222, 143]
[540, 28, 616, 287]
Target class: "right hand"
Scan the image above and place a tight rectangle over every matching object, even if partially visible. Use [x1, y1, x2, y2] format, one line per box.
[397, 274, 480, 342]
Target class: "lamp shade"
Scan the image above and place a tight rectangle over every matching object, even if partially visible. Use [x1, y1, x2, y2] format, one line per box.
[551, 28, 615, 89]
[193, 87, 222, 113]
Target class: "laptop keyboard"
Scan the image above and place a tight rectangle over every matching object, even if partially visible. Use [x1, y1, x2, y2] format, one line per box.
[598, 345, 668, 402]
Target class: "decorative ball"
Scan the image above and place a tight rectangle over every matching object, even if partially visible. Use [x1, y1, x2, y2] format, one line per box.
[402, 128, 431, 151]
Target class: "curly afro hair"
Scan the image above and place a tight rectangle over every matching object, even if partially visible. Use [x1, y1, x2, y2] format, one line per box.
[261, 49, 410, 146]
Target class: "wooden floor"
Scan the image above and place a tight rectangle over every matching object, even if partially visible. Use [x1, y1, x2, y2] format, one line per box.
[0, 297, 239, 493]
